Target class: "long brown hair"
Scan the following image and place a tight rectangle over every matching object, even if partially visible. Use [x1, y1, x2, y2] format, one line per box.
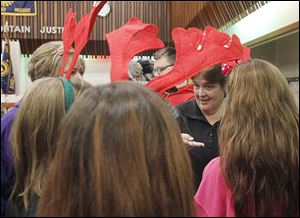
[219, 59, 299, 216]
[10, 76, 89, 210]
[37, 81, 194, 217]
[10, 78, 66, 209]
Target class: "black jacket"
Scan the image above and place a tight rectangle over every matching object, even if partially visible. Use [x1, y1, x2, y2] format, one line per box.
[6, 192, 39, 217]
[176, 100, 220, 192]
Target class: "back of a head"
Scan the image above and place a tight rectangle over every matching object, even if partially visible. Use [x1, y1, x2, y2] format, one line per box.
[10, 77, 66, 209]
[219, 59, 299, 217]
[27, 41, 86, 81]
[10, 76, 89, 211]
[153, 47, 176, 63]
[37, 81, 194, 217]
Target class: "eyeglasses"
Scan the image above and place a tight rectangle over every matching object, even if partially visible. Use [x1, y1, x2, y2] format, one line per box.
[153, 64, 173, 76]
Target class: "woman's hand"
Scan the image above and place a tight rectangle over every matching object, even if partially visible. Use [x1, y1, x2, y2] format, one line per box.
[181, 133, 204, 147]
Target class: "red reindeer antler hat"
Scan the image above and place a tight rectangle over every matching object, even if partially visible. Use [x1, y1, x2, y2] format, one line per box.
[146, 26, 250, 94]
[59, 9, 77, 77]
[107, 17, 165, 81]
[60, 1, 107, 80]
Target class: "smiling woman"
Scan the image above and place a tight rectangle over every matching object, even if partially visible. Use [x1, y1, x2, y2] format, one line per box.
[195, 59, 299, 217]
[176, 63, 227, 192]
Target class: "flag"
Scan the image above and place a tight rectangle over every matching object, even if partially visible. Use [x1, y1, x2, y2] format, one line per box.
[1, 37, 15, 94]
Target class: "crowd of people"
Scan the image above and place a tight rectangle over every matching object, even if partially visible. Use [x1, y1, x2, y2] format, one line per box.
[1, 21, 299, 217]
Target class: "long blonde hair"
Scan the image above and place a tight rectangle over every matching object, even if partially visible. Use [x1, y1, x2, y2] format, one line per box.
[37, 81, 194, 216]
[219, 59, 299, 216]
[10, 78, 64, 209]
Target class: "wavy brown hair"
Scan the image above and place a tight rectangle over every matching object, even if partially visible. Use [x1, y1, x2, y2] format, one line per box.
[219, 59, 299, 216]
[10, 78, 65, 210]
[37, 81, 194, 217]
[10, 77, 89, 210]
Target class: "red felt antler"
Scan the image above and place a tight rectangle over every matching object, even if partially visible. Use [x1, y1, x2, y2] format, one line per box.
[146, 26, 250, 94]
[62, 1, 107, 80]
[106, 17, 165, 82]
[59, 9, 77, 77]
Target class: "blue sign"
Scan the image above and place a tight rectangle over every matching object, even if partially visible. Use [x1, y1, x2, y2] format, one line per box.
[1, 1, 36, 16]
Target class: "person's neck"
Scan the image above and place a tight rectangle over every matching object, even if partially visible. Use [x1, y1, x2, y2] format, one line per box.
[202, 102, 225, 125]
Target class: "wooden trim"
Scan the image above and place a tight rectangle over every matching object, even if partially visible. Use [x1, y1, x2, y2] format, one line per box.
[1, 1, 171, 56]
[287, 77, 299, 82]
[245, 21, 299, 48]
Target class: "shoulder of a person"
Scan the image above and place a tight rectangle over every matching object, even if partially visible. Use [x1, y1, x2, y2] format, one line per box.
[1, 107, 19, 131]
[5, 199, 25, 217]
[176, 99, 194, 110]
[203, 157, 221, 177]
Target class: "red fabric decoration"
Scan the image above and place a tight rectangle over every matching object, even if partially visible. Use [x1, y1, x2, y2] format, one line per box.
[146, 26, 251, 94]
[59, 9, 77, 77]
[221, 46, 251, 76]
[163, 84, 195, 106]
[221, 62, 233, 76]
[61, 1, 107, 80]
[107, 17, 165, 81]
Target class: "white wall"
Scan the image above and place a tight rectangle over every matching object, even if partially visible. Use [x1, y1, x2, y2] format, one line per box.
[248, 31, 299, 108]
[250, 31, 299, 78]
[223, 1, 299, 45]
[82, 57, 111, 86]
[275, 32, 299, 78]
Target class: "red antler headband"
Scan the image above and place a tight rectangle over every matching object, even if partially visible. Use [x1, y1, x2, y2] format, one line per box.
[107, 17, 165, 82]
[59, 9, 77, 77]
[146, 26, 250, 94]
[60, 1, 108, 80]
[221, 45, 250, 76]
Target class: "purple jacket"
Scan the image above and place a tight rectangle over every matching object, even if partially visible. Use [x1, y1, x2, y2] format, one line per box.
[1, 102, 19, 217]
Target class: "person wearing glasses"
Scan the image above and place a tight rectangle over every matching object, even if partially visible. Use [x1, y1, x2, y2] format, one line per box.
[153, 47, 195, 106]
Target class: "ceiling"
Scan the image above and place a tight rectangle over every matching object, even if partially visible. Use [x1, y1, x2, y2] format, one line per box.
[1, 1, 270, 56]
